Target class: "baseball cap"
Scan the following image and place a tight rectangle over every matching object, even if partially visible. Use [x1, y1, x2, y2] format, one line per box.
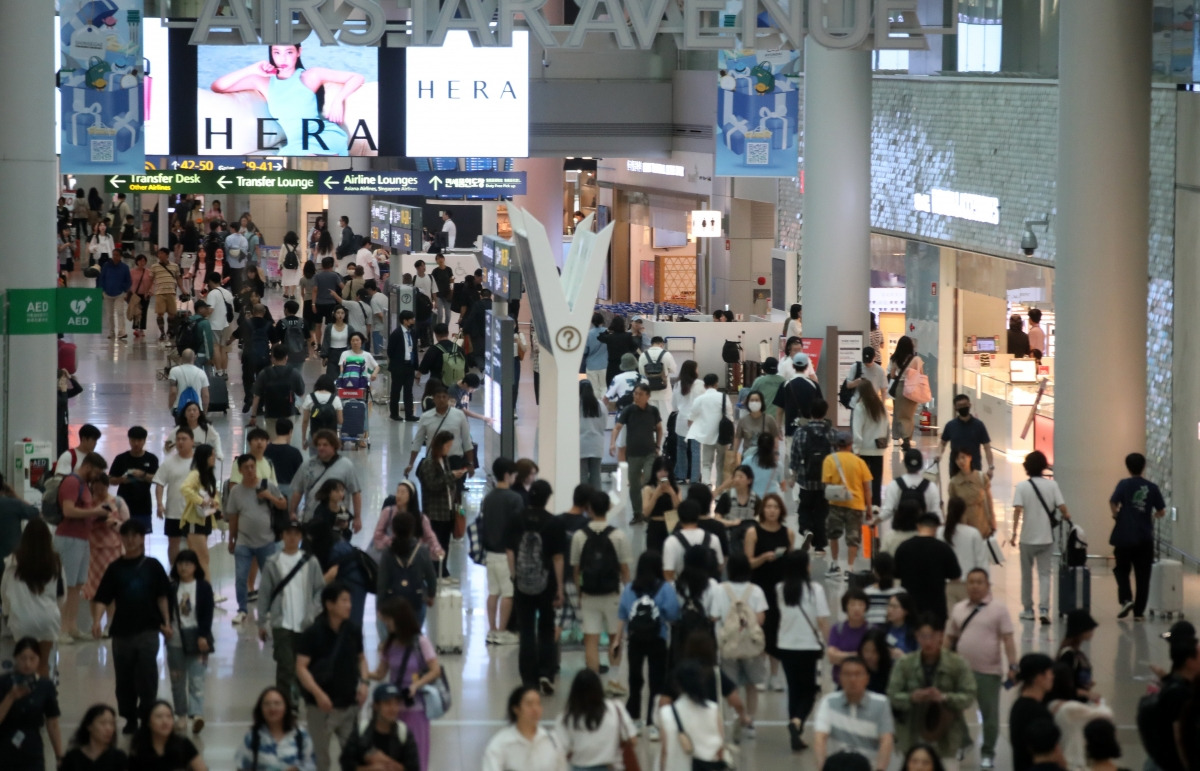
[792, 352, 810, 368]
[194, 299, 210, 309]
[762, 357, 778, 374]
[373, 683, 403, 703]
[903, 448, 924, 472]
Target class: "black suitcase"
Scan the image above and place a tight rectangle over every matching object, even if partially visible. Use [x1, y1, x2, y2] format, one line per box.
[205, 365, 229, 414]
[1058, 565, 1091, 616]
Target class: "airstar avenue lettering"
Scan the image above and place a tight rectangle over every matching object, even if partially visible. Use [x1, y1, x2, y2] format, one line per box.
[184, 0, 957, 51]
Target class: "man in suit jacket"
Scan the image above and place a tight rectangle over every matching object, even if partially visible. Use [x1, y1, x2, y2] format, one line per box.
[388, 310, 420, 421]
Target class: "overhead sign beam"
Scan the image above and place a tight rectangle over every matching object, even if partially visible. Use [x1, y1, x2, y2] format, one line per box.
[106, 170, 526, 197]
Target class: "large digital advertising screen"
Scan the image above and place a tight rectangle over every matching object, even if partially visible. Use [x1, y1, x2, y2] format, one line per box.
[406, 31, 528, 157]
[196, 32, 380, 156]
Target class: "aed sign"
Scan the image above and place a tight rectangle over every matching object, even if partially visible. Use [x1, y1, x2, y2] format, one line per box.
[6, 288, 102, 335]
[405, 31, 529, 157]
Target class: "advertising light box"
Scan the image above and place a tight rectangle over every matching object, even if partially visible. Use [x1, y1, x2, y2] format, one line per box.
[406, 31, 528, 157]
[196, 32, 380, 156]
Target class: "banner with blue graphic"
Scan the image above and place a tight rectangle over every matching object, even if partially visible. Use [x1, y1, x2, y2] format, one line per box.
[59, 0, 145, 174]
[715, 49, 800, 177]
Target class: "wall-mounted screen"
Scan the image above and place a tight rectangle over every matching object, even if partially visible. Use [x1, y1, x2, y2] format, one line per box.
[196, 33, 379, 156]
[652, 228, 688, 249]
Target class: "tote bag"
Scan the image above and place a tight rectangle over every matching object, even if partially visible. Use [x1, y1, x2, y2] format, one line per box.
[902, 362, 932, 403]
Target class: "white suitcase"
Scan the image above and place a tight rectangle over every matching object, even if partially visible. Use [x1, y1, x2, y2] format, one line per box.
[1149, 559, 1184, 618]
[432, 587, 464, 655]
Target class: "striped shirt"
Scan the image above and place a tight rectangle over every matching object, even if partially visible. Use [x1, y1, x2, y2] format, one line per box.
[813, 690, 894, 759]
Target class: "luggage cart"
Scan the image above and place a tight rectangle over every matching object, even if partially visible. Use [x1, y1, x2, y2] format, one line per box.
[336, 367, 371, 451]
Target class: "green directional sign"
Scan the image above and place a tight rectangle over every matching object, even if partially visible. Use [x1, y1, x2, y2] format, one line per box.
[106, 170, 320, 195]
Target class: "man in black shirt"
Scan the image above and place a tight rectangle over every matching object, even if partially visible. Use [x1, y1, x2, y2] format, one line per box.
[481, 457, 524, 645]
[610, 384, 663, 522]
[773, 353, 823, 437]
[339, 684, 421, 771]
[506, 480, 566, 695]
[90, 520, 170, 734]
[263, 418, 305, 497]
[1010, 653, 1056, 771]
[431, 253, 454, 327]
[108, 425, 159, 534]
[296, 582, 369, 771]
[1024, 719, 1067, 771]
[1144, 628, 1200, 771]
[894, 513, 962, 624]
[939, 394, 995, 478]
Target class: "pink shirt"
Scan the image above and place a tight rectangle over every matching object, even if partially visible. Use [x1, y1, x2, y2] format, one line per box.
[946, 595, 1014, 675]
[55, 475, 95, 540]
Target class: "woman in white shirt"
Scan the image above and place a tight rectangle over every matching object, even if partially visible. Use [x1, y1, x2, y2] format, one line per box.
[938, 497, 991, 610]
[775, 549, 831, 752]
[1009, 450, 1070, 623]
[88, 220, 115, 266]
[784, 304, 803, 339]
[851, 380, 889, 504]
[671, 360, 703, 483]
[658, 660, 729, 771]
[320, 305, 359, 380]
[483, 685, 567, 771]
[1, 519, 65, 674]
[555, 669, 636, 771]
[176, 403, 223, 462]
[686, 374, 732, 486]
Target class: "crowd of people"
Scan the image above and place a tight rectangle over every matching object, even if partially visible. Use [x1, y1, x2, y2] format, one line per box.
[29, 209, 1184, 771]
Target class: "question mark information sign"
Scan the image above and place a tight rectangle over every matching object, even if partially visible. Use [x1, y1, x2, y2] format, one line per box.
[6, 288, 103, 335]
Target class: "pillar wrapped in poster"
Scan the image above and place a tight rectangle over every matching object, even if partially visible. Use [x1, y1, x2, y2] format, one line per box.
[59, 0, 144, 174]
[715, 49, 800, 177]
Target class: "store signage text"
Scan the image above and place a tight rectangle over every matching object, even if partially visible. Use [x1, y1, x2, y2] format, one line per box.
[913, 189, 1000, 225]
[626, 160, 685, 177]
[183, 0, 957, 52]
[106, 170, 526, 197]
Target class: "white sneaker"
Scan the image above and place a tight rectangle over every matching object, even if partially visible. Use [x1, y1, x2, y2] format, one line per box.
[771, 674, 786, 692]
[1019, 611, 1035, 621]
[495, 631, 519, 645]
[486, 631, 498, 645]
[232, 612, 247, 626]
[647, 725, 661, 742]
[825, 564, 841, 577]
[214, 594, 229, 604]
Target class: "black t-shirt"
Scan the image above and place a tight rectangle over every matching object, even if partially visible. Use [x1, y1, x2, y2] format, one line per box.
[696, 517, 731, 557]
[504, 509, 567, 593]
[616, 403, 662, 457]
[480, 488, 525, 553]
[109, 451, 160, 516]
[559, 512, 589, 569]
[0, 674, 60, 769]
[1009, 696, 1054, 771]
[772, 376, 822, 435]
[893, 535, 962, 623]
[1152, 673, 1192, 771]
[61, 747, 128, 771]
[264, 442, 305, 486]
[1109, 476, 1167, 548]
[92, 556, 170, 637]
[941, 416, 992, 473]
[431, 265, 454, 296]
[295, 616, 364, 707]
[128, 736, 199, 771]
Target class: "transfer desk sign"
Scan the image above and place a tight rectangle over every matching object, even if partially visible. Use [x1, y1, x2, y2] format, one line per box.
[106, 170, 527, 196]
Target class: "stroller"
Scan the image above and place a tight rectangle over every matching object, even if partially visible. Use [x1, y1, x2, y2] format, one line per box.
[336, 362, 371, 451]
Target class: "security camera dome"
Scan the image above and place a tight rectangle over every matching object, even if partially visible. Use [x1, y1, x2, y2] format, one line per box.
[1021, 229, 1038, 256]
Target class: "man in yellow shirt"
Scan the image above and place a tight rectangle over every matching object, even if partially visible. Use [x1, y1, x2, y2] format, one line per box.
[821, 431, 873, 578]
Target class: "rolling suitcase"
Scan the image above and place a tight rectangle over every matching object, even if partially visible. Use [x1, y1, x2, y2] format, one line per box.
[1148, 559, 1184, 618]
[205, 365, 229, 414]
[340, 400, 369, 449]
[1058, 565, 1091, 617]
[432, 586, 464, 654]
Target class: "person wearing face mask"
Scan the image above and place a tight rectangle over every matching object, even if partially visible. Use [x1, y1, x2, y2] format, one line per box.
[939, 394, 995, 480]
[732, 390, 779, 465]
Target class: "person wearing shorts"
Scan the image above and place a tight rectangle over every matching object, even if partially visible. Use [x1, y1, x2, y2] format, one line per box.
[54, 452, 111, 642]
[821, 431, 873, 578]
[570, 490, 632, 675]
[153, 427, 196, 565]
[480, 458, 523, 645]
[150, 248, 183, 341]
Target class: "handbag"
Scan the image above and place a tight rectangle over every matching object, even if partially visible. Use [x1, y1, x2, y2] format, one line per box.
[466, 517, 487, 565]
[838, 362, 861, 409]
[452, 510, 467, 540]
[888, 355, 913, 399]
[613, 702, 641, 771]
[985, 534, 1006, 565]
[179, 627, 203, 656]
[415, 644, 453, 719]
[824, 452, 853, 503]
[717, 393, 735, 446]
[902, 361, 932, 403]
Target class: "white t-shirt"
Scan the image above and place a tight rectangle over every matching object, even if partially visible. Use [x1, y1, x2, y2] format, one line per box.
[356, 248, 380, 281]
[412, 272, 435, 299]
[275, 550, 311, 633]
[1013, 477, 1065, 545]
[369, 292, 388, 326]
[175, 580, 198, 631]
[776, 581, 831, 651]
[206, 286, 233, 332]
[554, 700, 635, 768]
[300, 391, 344, 413]
[54, 450, 84, 475]
[154, 452, 195, 520]
[328, 325, 350, 349]
[441, 218, 457, 249]
[190, 423, 223, 461]
[339, 350, 379, 372]
[168, 364, 209, 396]
[663, 528, 725, 575]
[343, 299, 369, 334]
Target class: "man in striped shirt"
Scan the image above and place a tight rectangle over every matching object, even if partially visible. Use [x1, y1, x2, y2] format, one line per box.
[813, 657, 894, 771]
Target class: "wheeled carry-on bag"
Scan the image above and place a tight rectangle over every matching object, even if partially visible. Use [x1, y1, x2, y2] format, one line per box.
[204, 364, 229, 414]
[1058, 564, 1091, 616]
[433, 582, 464, 654]
[1149, 559, 1184, 619]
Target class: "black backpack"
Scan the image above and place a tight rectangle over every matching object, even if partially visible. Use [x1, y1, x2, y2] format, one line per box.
[175, 316, 203, 355]
[627, 587, 663, 645]
[262, 367, 296, 418]
[722, 340, 741, 363]
[643, 349, 668, 391]
[675, 578, 715, 647]
[415, 291, 433, 321]
[282, 246, 299, 271]
[895, 478, 930, 514]
[309, 392, 338, 433]
[838, 362, 862, 409]
[382, 543, 426, 610]
[799, 424, 833, 484]
[579, 527, 621, 595]
[280, 317, 307, 360]
[677, 534, 719, 581]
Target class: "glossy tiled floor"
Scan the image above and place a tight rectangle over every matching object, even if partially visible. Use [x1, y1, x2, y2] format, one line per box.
[33, 297, 1183, 770]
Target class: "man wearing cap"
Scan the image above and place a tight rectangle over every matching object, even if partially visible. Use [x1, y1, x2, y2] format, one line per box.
[821, 432, 873, 577]
[844, 346, 888, 407]
[748, 356, 785, 411]
[91, 520, 171, 735]
[946, 568, 1018, 770]
[258, 519, 324, 706]
[339, 684, 421, 771]
[773, 352, 823, 442]
[874, 448, 943, 525]
[1142, 622, 1199, 771]
[604, 352, 645, 410]
[1009, 653, 1056, 771]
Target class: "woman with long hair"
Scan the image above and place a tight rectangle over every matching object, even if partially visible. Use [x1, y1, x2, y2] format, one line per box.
[742, 430, 785, 497]
[370, 597, 442, 771]
[304, 499, 369, 627]
[852, 379, 889, 502]
[785, 303, 803, 339]
[714, 464, 759, 551]
[555, 668, 636, 771]
[83, 473, 129, 633]
[657, 660, 728, 771]
[858, 627, 894, 694]
[210, 44, 365, 156]
[864, 551, 905, 626]
[888, 335, 922, 451]
[167, 550, 214, 735]
[88, 220, 115, 268]
[902, 744, 947, 771]
[616, 550, 679, 741]
[180, 444, 221, 578]
[60, 704, 126, 771]
[938, 496, 990, 608]
[319, 305, 357, 380]
[281, 230, 302, 300]
[1047, 662, 1112, 770]
[416, 431, 465, 555]
[671, 359, 703, 482]
[301, 374, 343, 451]
[235, 687, 315, 771]
[0, 637, 63, 770]
[482, 686, 565, 771]
[309, 215, 327, 255]
[313, 479, 351, 540]
[2, 519, 65, 671]
[642, 456, 681, 556]
[240, 263, 267, 309]
[373, 480, 444, 564]
[127, 701, 206, 771]
[1083, 718, 1126, 771]
[512, 459, 539, 504]
[579, 379, 606, 490]
[299, 259, 320, 351]
[175, 402, 224, 462]
[882, 499, 921, 555]
[884, 591, 918, 657]
[947, 446, 996, 537]
[1057, 610, 1098, 703]
[378, 511, 437, 627]
[776, 549, 830, 751]
[745, 492, 796, 692]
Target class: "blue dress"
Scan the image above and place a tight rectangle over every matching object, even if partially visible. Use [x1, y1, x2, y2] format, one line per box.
[267, 72, 349, 156]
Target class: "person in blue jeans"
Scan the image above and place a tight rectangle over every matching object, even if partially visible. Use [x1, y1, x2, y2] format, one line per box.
[225, 454, 286, 626]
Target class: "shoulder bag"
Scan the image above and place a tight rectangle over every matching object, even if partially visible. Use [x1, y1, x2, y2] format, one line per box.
[1029, 479, 1060, 528]
[717, 393, 735, 446]
[902, 359, 932, 403]
[414, 641, 454, 719]
[888, 355, 913, 399]
[797, 591, 826, 653]
[268, 553, 313, 608]
[670, 703, 729, 771]
[612, 701, 641, 771]
[824, 453, 853, 503]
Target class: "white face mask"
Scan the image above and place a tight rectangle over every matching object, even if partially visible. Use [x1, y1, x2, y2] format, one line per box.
[748, 401, 762, 413]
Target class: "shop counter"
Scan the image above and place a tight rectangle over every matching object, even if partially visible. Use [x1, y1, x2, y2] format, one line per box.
[643, 318, 784, 379]
[960, 366, 1054, 457]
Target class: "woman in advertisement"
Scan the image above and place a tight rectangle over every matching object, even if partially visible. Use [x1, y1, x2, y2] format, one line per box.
[210, 44, 364, 156]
